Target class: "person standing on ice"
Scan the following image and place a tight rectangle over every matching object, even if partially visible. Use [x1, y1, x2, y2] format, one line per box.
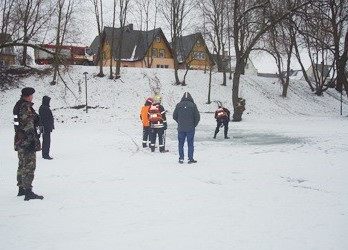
[140, 97, 154, 148]
[39, 96, 55, 159]
[148, 95, 167, 152]
[173, 92, 200, 164]
[213, 105, 230, 139]
[13, 87, 44, 201]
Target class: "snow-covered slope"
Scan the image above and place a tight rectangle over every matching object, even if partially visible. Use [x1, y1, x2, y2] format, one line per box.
[1, 67, 348, 250]
[0, 66, 347, 128]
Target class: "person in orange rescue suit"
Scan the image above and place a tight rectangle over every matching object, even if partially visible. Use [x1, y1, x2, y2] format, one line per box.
[140, 97, 154, 148]
[148, 95, 167, 152]
[213, 105, 231, 139]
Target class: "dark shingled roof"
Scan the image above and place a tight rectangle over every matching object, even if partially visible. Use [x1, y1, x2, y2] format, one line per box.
[0, 33, 15, 55]
[90, 25, 172, 61]
[0, 33, 12, 44]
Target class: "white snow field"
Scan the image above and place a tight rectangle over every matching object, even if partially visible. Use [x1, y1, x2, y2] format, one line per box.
[0, 66, 347, 250]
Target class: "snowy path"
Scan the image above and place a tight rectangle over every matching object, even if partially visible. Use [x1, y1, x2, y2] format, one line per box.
[1, 115, 347, 250]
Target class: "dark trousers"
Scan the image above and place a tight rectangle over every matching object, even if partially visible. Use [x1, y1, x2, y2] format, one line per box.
[142, 126, 151, 147]
[42, 132, 51, 157]
[178, 130, 195, 160]
[214, 120, 229, 138]
[150, 128, 165, 152]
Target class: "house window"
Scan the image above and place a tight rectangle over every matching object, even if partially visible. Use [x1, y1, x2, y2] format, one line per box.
[157, 65, 160, 68]
[152, 48, 158, 58]
[159, 49, 165, 58]
[164, 65, 169, 68]
[156, 36, 161, 43]
[193, 52, 205, 60]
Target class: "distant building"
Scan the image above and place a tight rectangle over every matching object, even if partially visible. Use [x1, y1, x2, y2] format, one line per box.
[0, 33, 16, 67]
[171, 33, 215, 70]
[304, 64, 332, 81]
[90, 24, 174, 69]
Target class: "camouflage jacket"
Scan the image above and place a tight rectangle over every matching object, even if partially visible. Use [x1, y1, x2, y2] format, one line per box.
[14, 100, 41, 152]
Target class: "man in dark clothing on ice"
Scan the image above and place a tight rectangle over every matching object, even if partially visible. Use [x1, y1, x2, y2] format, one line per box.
[173, 92, 200, 164]
[39, 96, 55, 160]
[214, 105, 230, 139]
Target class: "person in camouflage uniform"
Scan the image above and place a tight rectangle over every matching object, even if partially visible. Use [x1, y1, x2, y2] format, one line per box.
[13, 87, 44, 201]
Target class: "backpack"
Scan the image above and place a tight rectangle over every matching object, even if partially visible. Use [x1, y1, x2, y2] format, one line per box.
[216, 108, 228, 119]
[148, 104, 163, 123]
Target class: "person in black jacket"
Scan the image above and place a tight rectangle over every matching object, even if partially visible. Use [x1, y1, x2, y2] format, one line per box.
[214, 105, 230, 139]
[173, 92, 200, 164]
[39, 96, 54, 160]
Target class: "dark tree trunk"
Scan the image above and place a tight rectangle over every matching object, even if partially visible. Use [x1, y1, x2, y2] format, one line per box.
[222, 69, 227, 86]
[21, 37, 28, 66]
[335, 31, 348, 97]
[207, 67, 212, 104]
[115, 30, 124, 78]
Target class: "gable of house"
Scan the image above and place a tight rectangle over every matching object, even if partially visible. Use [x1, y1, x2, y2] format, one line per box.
[172, 33, 214, 69]
[99, 25, 172, 62]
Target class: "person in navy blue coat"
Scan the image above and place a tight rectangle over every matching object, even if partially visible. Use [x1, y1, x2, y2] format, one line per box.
[173, 92, 200, 164]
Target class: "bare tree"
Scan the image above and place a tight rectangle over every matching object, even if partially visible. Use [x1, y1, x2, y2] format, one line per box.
[260, 18, 295, 97]
[135, 0, 160, 68]
[230, 0, 311, 121]
[91, 0, 105, 77]
[109, 0, 117, 79]
[162, 0, 193, 85]
[200, 0, 228, 86]
[115, 0, 131, 79]
[326, 0, 348, 97]
[1, 0, 19, 37]
[13, 0, 52, 66]
[51, 0, 76, 85]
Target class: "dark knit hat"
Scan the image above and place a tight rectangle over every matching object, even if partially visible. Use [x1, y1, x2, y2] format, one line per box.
[21, 87, 35, 97]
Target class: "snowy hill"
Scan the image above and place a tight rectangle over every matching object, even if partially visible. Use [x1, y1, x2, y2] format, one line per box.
[1, 66, 347, 250]
[0, 66, 347, 128]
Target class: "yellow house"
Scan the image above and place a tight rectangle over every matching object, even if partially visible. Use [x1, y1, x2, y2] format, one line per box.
[172, 33, 215, 70]
[90, 25, 174, 69]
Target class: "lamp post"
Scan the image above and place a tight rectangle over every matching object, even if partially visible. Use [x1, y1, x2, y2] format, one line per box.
[83, 72, 88, 113]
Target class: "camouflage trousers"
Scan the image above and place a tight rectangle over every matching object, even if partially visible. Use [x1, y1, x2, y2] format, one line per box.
[17, 150, 36, 189]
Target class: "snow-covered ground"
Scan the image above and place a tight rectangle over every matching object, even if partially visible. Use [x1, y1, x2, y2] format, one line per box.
[0, 67, 347, 249]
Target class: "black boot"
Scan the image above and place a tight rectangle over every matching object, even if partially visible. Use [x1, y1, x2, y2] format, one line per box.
[43, 156, 53, 160]
[17, 187, 25, 196]
[24, 188, 44, 201]
[142, 143, 147, 148]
